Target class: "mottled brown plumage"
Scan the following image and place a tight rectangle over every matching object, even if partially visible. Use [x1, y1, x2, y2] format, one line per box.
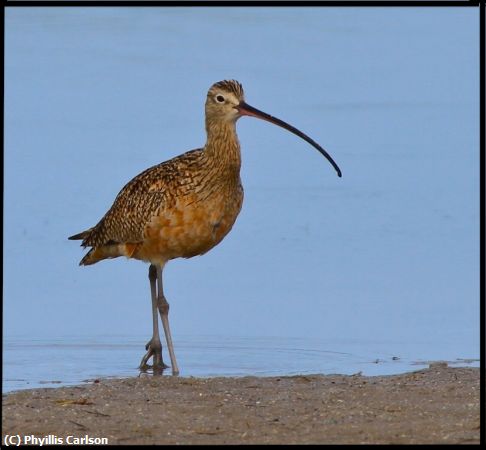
[69, 79, 341, 375]
[71, 82, 244, 267]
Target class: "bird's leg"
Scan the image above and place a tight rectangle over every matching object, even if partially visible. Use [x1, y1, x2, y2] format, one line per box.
[156, 265, 180, 376]
[139, 264, 168, 372]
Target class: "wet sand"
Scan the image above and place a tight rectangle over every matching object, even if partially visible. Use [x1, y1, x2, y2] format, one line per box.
[2, 364, 479, 445]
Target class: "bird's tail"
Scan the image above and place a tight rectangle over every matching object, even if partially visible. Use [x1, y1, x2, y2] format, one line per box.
[69, 229, 137, 265]
[68, 229, 92, 241]
[78, 243, 136, 266]
[79, 248, 105, 266]
[69, 227, 102, 265]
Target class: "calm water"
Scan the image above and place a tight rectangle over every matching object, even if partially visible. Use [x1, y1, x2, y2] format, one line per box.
[4, 8, 479, 393]
[3, 335, 479, 393]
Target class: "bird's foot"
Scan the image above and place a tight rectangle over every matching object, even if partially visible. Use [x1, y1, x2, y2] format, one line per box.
[139, 338, 169, 373]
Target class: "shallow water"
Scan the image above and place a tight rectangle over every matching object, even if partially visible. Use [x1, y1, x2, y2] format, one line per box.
[4, 8, 479, 393]
[3, 335, 479, 393]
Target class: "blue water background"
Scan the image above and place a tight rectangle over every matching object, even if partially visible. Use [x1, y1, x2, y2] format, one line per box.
[4, 7, 479, 392]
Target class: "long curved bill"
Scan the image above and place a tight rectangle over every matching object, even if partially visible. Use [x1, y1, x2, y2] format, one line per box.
[236, 101, 342, 178]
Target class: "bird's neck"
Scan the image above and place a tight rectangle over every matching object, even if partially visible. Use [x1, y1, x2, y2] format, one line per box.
[204, 120, 242, 174]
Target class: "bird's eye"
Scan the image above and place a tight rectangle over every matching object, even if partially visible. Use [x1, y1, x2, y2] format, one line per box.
[216, 95, 225, 103]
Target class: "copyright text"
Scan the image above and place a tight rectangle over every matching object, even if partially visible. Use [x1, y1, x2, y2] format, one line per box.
[3, 434, 108, 446]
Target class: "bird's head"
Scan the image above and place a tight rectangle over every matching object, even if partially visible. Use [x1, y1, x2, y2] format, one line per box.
[205, 79, 245, 123]
[205, 79, 342, 177]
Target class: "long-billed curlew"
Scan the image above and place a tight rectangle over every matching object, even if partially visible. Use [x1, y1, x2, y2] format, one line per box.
[69, 80, 341, 375]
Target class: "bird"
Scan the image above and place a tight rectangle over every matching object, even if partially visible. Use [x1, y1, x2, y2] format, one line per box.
[69, 79, 341, 376]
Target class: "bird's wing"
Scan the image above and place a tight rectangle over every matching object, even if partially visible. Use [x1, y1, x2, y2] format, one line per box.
[80, 148, 203, 248]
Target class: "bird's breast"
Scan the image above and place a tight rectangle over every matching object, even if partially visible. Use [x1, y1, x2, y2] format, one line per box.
[135, 183, 243, 263]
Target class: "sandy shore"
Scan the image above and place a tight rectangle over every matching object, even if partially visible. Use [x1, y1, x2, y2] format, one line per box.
[2, 364, 479, 445]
